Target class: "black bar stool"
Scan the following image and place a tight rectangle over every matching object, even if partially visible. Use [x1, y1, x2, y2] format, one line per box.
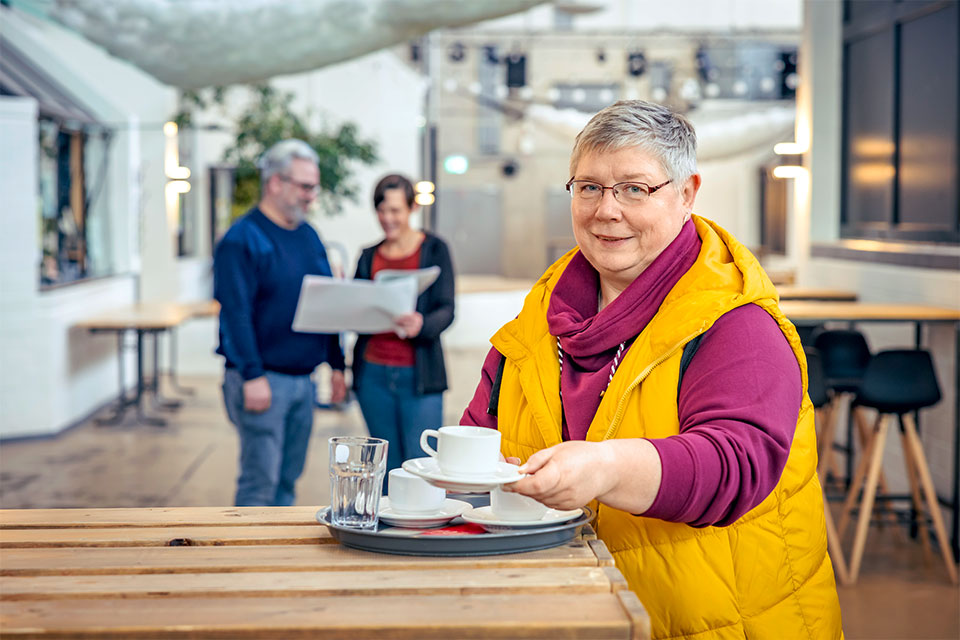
[838, 349, 958, 584]
[813, 330, 874, 489]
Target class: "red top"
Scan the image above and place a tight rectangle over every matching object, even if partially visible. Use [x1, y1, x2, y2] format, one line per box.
[363, 245, 422, 367]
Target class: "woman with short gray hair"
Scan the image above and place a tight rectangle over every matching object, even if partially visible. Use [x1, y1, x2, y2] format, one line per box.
[462, 100, 843, 638]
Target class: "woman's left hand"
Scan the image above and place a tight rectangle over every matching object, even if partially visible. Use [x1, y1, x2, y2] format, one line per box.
[506, 441, 617, 511]
[393, 312, 423, 338]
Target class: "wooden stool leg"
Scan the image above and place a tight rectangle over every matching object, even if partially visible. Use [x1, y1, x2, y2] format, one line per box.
[854, 407, 898, 529]
[839, 413, 882, 537]
[817, 404, 838, 484]
[848, 414, 890, 584]
[823, 497, 849, 586]
[902, 414, 959, 585]
[899, 424, 932, 558]
[826, 395, 847, 482]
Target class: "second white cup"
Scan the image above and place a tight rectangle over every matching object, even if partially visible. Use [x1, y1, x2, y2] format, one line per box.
[490, 486, 548, 521]
[387, 468, 446, 514]
[419, 425, 501, 477]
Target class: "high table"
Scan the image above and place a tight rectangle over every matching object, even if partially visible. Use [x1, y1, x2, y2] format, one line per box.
[75, 301, 219, 426]
[0, 506, 650, 639]
[780, 300, 960, 558]
[76, 304, 190, 426]
[776, 287, 858, 302]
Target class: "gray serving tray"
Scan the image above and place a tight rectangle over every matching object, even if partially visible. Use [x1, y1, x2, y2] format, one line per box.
[316, 503, 593, 557]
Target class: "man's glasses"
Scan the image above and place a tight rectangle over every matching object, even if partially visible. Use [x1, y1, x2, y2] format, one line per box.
[565, 178, 672, 206]
[278, 174, 320, 194]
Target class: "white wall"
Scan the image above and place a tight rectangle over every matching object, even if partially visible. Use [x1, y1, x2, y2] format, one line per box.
[0, 97, 138, 438]
[0, 9, 181, 439]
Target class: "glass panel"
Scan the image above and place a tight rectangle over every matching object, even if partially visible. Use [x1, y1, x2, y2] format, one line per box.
[83, 130, 112, 277]
[177, 128, 198, 257]
[38, 120, 60, 286]
[898, 3, 958, 230]
[37, 118, 119, 287]
[843, 30, 895, 227]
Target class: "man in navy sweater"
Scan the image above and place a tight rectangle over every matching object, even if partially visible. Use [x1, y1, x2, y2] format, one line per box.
[214, 139, 347, 506]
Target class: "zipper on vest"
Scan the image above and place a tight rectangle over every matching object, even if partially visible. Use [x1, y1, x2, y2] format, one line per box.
[601, 331, 703, 442]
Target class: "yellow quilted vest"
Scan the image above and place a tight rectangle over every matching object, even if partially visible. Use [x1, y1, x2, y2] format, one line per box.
[491, 216, 843, 639]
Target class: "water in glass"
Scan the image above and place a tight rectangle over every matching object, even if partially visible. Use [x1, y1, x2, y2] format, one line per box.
[328, 436, 388, 529]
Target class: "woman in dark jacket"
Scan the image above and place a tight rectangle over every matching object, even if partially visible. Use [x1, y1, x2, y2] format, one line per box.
[352, 174, 455, 473]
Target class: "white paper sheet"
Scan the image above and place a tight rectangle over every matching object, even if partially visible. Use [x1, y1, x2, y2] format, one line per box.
[374, 265, 440, 295]
[291, 275, 418, 334]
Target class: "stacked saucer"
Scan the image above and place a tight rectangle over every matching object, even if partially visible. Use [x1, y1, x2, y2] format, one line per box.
[378, 496, 471, 529]
[460, 506, 583, 532]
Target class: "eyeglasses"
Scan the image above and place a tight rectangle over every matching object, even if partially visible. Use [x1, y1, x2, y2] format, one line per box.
[278, 174, 320, 194]
[565, 178, 672, 206]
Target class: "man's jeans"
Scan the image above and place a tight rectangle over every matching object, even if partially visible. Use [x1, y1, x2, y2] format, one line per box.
[355, 362, 443, 478]
[222, 369, 315, 506]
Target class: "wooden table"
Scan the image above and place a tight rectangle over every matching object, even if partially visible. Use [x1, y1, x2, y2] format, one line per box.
[75, 302, 219, 426]
[776, 287, 857, 302]
[0, 507, 650, 639]
[780, 300, 960, 324]
[780, 300, 960, 558]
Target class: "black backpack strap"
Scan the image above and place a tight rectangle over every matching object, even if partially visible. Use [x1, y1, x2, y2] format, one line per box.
[677, 332, 707, 398]
[487, 354, 506, 417]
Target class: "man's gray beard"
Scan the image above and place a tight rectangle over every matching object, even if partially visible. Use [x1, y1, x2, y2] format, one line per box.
[288, 207, 307, 225]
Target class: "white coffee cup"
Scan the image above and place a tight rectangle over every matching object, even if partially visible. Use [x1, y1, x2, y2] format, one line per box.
[419, 426, 501, 477]
[387, 468, 446, 514]
[490, 486, 548, 521]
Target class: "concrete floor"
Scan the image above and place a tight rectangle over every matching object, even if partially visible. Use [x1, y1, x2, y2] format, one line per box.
[1, 345, 958, 639]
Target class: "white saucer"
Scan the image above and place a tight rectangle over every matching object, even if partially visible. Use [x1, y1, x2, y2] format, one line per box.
[378, 497, 471, 529]
[402, 457, 524, 493]
[460, 505, 584, 531]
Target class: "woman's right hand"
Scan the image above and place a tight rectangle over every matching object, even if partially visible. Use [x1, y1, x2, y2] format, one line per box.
[393, 311, 423, 339]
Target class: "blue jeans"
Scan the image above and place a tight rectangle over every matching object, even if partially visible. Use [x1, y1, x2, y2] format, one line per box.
[222, 369, 316, 506]
[355, 362, 443, 478]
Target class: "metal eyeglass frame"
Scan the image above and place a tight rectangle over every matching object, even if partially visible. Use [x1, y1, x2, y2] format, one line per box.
[565, 178, 672, 204]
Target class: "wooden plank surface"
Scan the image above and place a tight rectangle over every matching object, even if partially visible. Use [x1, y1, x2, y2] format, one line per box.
[0, 567, 613, 600]
[0, 507, 649, 639]
[0, 506, 322, 529]
[588, 539, 616, 567]
[780, 300, 960, 323]
[0, 525, 331, 548]
[181, 299, 220, 318]
[776, 286, 857, 301]
[0, 540, 599, 575]
[74, 304, 189, 330]
[617, 590, 653, 640]
[0, 593, 633, 639]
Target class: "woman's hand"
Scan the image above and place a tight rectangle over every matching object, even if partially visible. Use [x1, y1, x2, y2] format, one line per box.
[393, 312, 423, 339]
[506, 441, 617, 510]
[506, 439, 662, 514]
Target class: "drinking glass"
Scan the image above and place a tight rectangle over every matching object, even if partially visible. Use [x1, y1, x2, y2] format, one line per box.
[328, 436, 388, 529]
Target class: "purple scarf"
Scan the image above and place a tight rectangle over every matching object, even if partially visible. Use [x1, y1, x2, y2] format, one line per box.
[547, 220, 701, 440]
